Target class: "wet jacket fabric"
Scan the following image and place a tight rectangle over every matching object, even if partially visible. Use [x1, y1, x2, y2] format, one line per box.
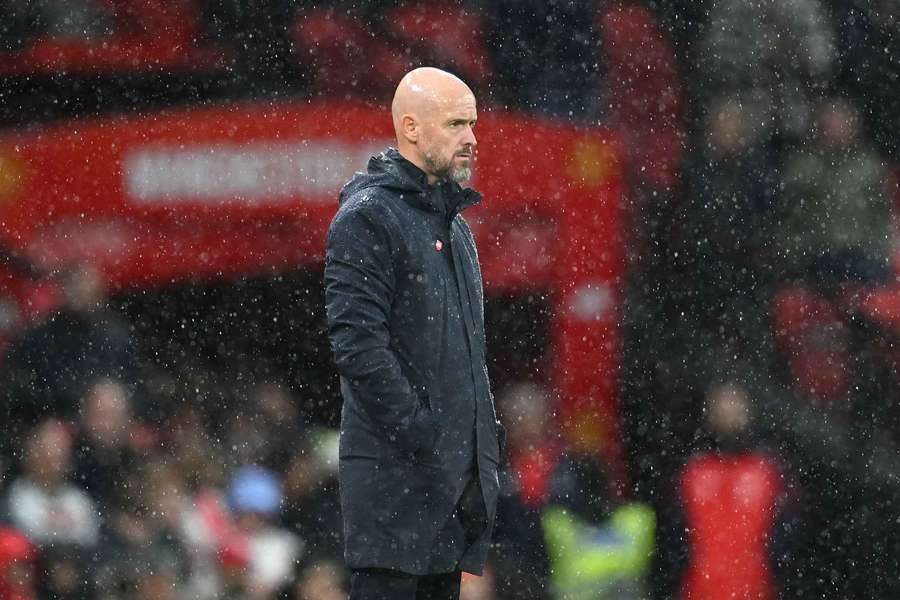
[324, 148, 502, 575]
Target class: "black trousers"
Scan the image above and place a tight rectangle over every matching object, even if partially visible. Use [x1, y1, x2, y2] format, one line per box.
[349, 569, 461, 600]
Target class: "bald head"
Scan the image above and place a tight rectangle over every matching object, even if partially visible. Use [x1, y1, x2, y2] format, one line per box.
[391, 68, 473, 133]
[390, 67, 478, 184]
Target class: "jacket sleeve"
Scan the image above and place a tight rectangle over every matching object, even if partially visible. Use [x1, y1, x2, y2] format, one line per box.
[324, 203, 434, 451]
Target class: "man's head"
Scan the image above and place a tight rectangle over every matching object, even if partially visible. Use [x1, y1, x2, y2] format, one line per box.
[391, 67, 477, 184]
[498, 382, 551, 453]
[58, 262, 105, 313]
[705, 381, 752, 440]
[24, 419, 73, 488]
[80, 378, 131, 447]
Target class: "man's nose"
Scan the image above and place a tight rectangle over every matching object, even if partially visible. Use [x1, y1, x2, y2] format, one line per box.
[464, 125, 477, 148]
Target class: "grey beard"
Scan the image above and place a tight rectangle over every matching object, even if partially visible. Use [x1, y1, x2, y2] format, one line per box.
[450, 165, 472, 183]
[424, 152, 471, 183]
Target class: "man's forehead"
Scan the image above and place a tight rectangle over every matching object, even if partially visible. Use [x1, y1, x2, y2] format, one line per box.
[433, 92, 477, 115]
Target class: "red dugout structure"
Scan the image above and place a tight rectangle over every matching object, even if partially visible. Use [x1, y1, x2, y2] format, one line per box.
[0, 102, 628, 471]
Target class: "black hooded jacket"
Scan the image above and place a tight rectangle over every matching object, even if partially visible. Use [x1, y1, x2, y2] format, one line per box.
[324, 148, 503, 575]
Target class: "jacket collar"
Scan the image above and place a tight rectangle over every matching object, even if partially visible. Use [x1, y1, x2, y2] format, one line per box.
[369, 148, 482, 217]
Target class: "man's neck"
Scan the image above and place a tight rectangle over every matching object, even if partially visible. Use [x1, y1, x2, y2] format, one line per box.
[396, 147, 438, 185]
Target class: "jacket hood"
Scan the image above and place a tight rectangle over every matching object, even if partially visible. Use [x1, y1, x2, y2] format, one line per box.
[339, 147, 481, 215]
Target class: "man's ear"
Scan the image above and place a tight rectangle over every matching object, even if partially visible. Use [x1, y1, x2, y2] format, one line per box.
[402, 115, 418, 143]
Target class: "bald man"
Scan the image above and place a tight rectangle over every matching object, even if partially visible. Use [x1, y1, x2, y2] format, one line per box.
[325, 68, 504, 600]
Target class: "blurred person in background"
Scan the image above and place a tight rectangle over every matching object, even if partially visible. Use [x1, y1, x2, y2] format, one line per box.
[224, 409, 272, 469]
[658, 380, 791, 600]
[162, 400, 239, 599]
[698, 0, 835, 141]
[541, 450, 654, 600]
[775, 97, 893, 291]
[37, 544, 94, 600]
[292, 558, 349, 600]
[498, 383, 560, 511]
[281, 431, 343, 565]
[491, 383, 554, 600]
[133, 567, 179, 600]
[248, 379, 304, 466]
[222, 465, 303, 599]
[224, 379, 305, 470]
[2, 262, 137, 430]
[72, 377, 142, 512]
[831, 0, 900, 161]
[4, 419, 99, 549]
[687, 97, 778, 301]
[92, 462, 191, 599]
[0, 526, 36, 600]
[4, 419, 98, 600]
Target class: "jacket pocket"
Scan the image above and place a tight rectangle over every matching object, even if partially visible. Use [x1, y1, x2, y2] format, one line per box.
[398, 393, 437, 458]
[495, 421, 507, 464]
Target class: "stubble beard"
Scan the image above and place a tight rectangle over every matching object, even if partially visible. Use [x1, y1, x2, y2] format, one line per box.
[450, 164, 472, 183]
[424, 151, 472, 183]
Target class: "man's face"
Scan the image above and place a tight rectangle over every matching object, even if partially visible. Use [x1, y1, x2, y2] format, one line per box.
[26, 422, 71, 486]
[419, 93, 477, 183]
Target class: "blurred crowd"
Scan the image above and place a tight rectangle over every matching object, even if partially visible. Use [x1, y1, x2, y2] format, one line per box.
[1, 0, 899, 599]
[1, 268, 347, 600]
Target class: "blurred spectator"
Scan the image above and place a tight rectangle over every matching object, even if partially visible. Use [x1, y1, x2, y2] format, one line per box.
[776, 97, 893, 289]
[72, 378, 142, 511]
[4, 419, 99, 549]
[238, 380, 304, 468]
[280, 431, 342, 564]
[699, 0, 835, 140]
[687, 97, 778, 301]
[492, 383, 553, 599]
[222, 465, 303, 599]
[179, 470, 233, 598]
[500, 383, 561, 510]
[133, 568, 179, 600]
[0, 527, 36, 600]
[2, 263, 137, 430]
[224, 410, 271, 468]
[541, 451, 655, 600]
[832, 0, 900, 160]
[292, 558, 348, 600]
[37, 544, 94, 600]
[93, 462, 191, 599]
[659, 381, 789, 600]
